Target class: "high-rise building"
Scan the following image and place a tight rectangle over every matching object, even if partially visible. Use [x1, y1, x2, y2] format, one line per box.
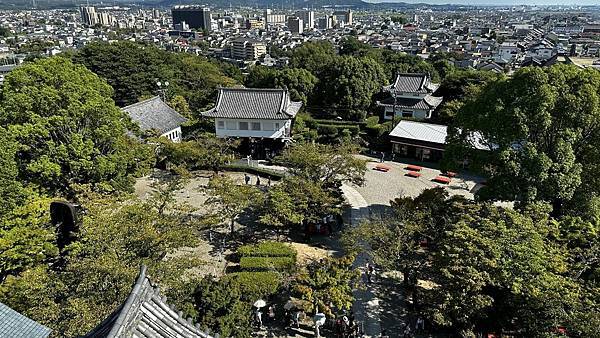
[333, 9, 352, 26]
[295, 10, 315, 29]
[317, 16, 334, 30]
[264, 9, 286, 28]
[231, 39, 267, 61]
[97, 12, 114, 26]
[80, 6, 97, 26]
[288, 17, 303, 34]
[152, 9, 160, 19]
[172, 6, 211, 31]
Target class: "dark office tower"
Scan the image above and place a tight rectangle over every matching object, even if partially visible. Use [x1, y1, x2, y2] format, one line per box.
[172, 5, 211, 31]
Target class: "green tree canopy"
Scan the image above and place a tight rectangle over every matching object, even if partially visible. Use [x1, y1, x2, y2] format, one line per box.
[345, 188, 597, 337]
[444, 65, 600, 218]
[205, 175, 264, 234]
[73, 41, 236, 111]
[276, 142, 367, 187]
[245, 66, 318, 105]
[316, 56, 387, 121]
[0, 56, 153, 195]
[289, 41, 336, 75]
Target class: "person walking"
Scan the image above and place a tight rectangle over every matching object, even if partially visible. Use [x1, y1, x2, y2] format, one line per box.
[256, 176, 261, 186]
[380, 151, 385, 163]
[293, 310, 300, 329]
[244, 174, 250, 185]
[255, 309, 263, 328]
[365, 262, 372, 284]
[416, 317, 425, 332]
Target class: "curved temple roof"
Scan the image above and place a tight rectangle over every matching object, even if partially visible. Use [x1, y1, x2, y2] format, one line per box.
[85, 266, 217, 338]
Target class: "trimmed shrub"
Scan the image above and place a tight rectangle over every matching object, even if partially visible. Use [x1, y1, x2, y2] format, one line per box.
[223, 164, 286, 180]
[317, 124, 360, 136]
[238, 241, 297, 259]
[313, 119, 367, 127]
[223, 271, 281, 300]
[239, 257, 295, 272]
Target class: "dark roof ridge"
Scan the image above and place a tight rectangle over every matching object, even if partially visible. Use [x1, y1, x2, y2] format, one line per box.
[218, 87, 286, 92]
[121, 95, 161, 110]
[104, 265, 149, 338]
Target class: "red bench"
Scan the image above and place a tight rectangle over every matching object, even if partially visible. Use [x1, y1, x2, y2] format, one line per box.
[406, 165, 423, 171]
[374, 164, 391, 172]
[406, 171, 421, 178]
[433, 176, 451, 184]
[443, 171, 457, 178]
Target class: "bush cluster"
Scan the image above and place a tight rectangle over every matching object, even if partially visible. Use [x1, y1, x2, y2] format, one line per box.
[222, 271, 282, 300]
[239, 257, 295, 272]
[237, 241, 297, 259]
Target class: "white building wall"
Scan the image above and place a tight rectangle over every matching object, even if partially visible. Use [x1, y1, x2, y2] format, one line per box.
[383, 107, 430, 120]
[214, 118, 291, 138]
[161, 126, 183, 143]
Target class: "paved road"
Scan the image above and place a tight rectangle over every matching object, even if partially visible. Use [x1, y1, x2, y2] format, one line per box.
[341, 184, 382, 338]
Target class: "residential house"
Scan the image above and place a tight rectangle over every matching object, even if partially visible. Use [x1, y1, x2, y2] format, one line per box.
[201, 87, 302, 158]
[377, 73, 443, 120]
[122, 96, 187, 142]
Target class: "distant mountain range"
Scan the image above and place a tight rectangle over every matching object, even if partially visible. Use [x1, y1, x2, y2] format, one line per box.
[0, 0, 431, 10]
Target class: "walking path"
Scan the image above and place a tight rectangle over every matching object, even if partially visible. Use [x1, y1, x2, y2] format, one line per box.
[341, 184, 382, 338]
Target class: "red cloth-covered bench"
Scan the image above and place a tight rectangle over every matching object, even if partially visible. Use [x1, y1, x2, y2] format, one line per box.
[433, 176, 451, 184]
[406, 165, 423, 171]
[406, 171, 421, 178]
[443, 171, 457, 178]
[374, 164, 391, 172]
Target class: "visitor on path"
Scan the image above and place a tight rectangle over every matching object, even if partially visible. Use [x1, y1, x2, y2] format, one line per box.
[380, 151, 385, 163]
[365, 262, 372, 284]
[368, 264, 375, 283]
[402, 324, 412, 338]
[268, 305, 275, 322]
[256, 176, 261, 186]
[267, 177, 271, 186]
[244, 174, 250, 185]
[293, 310, 301, 328]
[255, 309, 263, 328]
[416, 317, 425, 332]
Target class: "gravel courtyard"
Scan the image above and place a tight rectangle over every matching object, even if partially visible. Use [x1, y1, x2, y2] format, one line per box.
[354, 155, 485, 207]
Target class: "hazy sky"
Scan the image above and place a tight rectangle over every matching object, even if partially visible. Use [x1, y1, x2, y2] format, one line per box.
[367, 0, 600, 5]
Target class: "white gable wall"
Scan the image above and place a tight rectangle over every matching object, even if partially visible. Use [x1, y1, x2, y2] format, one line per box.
[215, 118, 292, 138]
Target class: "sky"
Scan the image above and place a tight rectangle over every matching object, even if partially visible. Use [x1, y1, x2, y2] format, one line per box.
[367, 0, 600, 5]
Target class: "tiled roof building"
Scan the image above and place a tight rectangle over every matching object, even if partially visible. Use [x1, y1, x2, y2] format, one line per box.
[201, 87, 302, 158]
[85, 266, 217, 338]
[0, 302, 51, 338]
[122, 96, 188, 142]
[202, 87, 302, 120]
[378, 73, 443, 120]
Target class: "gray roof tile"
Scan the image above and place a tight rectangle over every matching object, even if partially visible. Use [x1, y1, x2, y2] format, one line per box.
[378, 95, 443, 110]
[84, 266, 214, 338]
[122, 96, 188, 134]
[202, 88, 302, 120]
[384, 73, 439, 94]
[0, 303, 51, 338]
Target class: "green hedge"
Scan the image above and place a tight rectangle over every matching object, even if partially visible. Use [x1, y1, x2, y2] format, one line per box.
[238, 241, 297, 259]
[223, 271, 281, 300]
[223, 164, 286, 180]
[239, 256, 295, 272]
[316, 124, 360, 136]
[313, 119, 367, 127]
